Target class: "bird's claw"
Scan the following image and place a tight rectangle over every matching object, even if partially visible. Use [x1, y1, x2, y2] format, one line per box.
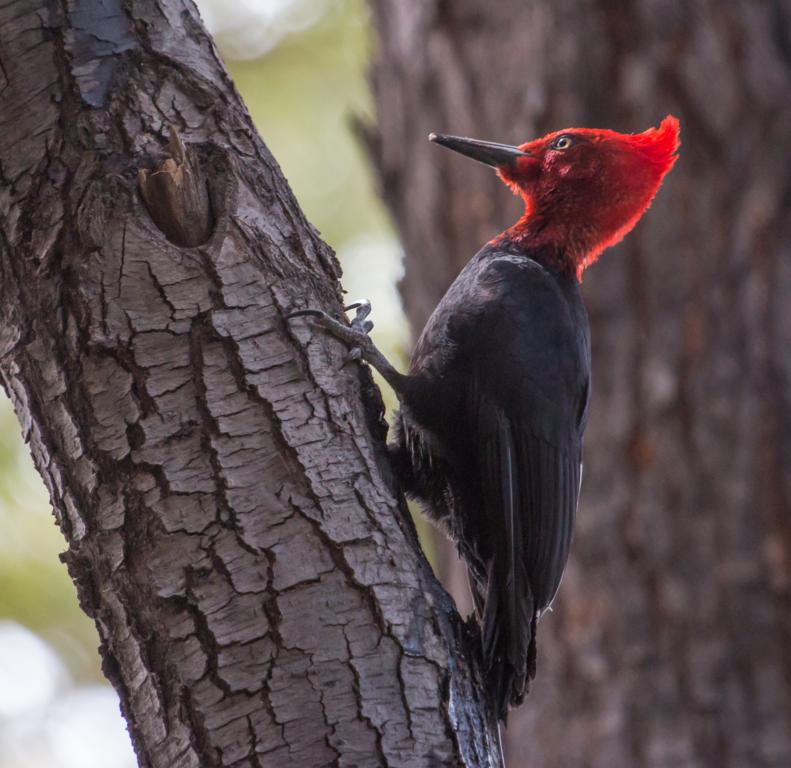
[345, 300, 373, 359]
[345, 299, 371, 318]
[287, 300, 375, 369]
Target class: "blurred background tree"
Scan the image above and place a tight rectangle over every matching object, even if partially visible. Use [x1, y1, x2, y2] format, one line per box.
[367, 2, 791, 767]
[1, 1, 789, 767]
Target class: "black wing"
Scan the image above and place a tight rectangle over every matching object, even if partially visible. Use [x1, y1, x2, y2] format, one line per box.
[412, 250, 590, 716]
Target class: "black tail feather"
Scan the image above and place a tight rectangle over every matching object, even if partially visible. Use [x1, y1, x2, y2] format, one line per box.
[483, 571, 537, 722]
[479, 415, 536, 722]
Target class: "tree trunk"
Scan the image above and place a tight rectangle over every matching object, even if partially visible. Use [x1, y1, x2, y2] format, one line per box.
[367, 2, 791, 766]
[0, 1, 500, 765]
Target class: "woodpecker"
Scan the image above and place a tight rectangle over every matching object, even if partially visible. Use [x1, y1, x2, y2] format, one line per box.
[290, 117, 679, 722]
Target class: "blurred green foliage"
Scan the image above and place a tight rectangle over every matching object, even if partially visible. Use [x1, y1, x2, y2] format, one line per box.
[0, 398, 102, 683]
[228, 0, 391, 248]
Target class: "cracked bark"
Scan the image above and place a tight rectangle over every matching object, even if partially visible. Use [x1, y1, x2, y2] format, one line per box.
[368, 1, 791, 767]
[0, 1, 500, 766]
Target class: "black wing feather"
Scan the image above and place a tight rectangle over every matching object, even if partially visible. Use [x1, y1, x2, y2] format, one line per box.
[405, 246, 590, 718]
[480, 412, 534, 719]
[467, 255, 587, 715]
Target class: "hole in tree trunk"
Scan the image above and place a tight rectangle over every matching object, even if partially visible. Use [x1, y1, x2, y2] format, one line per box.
[138, 127, 215, 247]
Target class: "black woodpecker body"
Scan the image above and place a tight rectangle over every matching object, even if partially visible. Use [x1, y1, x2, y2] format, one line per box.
[289, 117, 680, 722]
[389, 238, 590, 719]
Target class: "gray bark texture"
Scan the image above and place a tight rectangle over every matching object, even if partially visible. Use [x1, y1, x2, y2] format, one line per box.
[0, 1, 501, 766]
[367, 1, 791, 767]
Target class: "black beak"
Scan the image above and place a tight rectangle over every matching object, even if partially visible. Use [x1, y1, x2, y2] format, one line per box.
[429, 133, 531, 168]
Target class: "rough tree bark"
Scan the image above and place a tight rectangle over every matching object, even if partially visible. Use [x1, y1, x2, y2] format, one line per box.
[367, 2, 791, 767]
[0, 1, 501, 766]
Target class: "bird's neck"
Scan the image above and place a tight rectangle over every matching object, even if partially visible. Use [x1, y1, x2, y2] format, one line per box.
[492, 208, 595, 281]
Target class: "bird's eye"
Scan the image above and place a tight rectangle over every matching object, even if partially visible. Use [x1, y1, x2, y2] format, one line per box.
[552, 135, 574, 150]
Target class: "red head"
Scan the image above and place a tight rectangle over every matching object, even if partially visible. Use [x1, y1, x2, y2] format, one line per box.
[430, 116, 680, 279]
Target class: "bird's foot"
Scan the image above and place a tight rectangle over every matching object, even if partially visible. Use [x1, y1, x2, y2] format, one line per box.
[288, 300, 374, 365]
[342, 300, 375, 363]
[287, 300, 405, 395]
